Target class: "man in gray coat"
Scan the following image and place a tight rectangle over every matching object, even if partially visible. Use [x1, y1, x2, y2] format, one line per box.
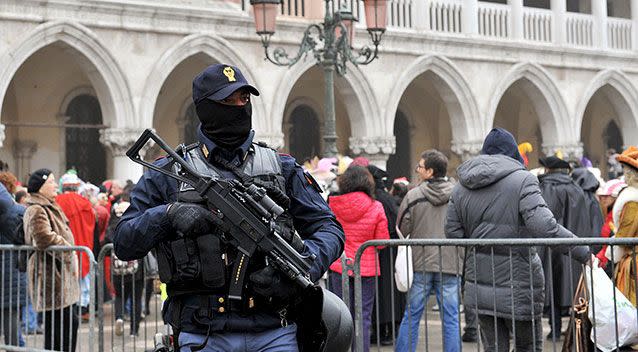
[445, 128, 592, 352]
[395, 149, 460, 352]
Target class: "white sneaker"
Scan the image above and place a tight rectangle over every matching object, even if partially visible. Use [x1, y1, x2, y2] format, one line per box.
[115, 319, 124, 336]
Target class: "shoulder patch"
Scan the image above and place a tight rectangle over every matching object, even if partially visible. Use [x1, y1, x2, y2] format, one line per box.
[303, 172, 323, 193]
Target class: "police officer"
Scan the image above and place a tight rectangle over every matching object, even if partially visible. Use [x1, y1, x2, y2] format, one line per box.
[113, 64, 345, 351]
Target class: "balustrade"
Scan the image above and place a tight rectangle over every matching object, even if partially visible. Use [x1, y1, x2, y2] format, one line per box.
[478, 2, 510, 38]
[523, 8, 552, 42]
[608, 18, 632, 50]
[388, 0, 413, 29]
[239, 0, 635, 52]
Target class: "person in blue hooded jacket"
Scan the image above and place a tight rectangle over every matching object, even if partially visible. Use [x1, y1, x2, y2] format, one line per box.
[113, 64, 344, 352]
[445, 127, 593, 352]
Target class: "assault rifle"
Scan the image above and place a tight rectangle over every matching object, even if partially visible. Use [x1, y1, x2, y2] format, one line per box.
[126, 129, 315, 301]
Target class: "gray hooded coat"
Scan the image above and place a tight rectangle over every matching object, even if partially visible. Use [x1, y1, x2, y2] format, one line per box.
[445, 154, 590, 320]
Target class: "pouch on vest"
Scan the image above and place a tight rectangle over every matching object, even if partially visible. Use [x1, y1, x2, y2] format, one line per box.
[196, 234, 225, 288]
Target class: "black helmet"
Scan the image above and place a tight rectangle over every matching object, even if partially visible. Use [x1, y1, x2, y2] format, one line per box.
[319, 288, 353, 351]
[295, 286, 353, 352]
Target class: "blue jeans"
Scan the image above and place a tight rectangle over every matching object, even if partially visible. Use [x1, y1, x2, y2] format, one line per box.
[396, 272, 461, 352]
[179, 324, 298, 352]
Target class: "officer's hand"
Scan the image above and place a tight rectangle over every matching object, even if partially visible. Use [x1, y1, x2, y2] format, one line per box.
[249, 266, 299, 301]
[166, 202, 220, 237]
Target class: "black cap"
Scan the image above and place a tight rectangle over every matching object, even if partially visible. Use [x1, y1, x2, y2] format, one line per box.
[27, 168, 52, 193]
[539, 156, 570, 169]
[192, 64, 260, 104]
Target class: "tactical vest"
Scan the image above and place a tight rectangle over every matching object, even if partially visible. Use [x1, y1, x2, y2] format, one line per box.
[155, 142, 299, 298]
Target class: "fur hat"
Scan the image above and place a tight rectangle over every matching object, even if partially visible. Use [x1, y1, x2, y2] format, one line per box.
[616, 146, 638, 171]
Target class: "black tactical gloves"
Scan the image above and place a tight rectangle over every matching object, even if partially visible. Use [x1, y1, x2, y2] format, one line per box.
[249, 266, 300, 301]
[166, 202, 221, 237]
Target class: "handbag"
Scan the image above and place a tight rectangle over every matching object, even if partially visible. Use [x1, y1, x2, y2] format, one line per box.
[562, 272, 594, 352]
[394, 229, 413, 293]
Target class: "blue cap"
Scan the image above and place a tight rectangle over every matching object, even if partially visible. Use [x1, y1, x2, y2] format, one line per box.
[480, 127, 525, 166]
[192, 64, 260, 104]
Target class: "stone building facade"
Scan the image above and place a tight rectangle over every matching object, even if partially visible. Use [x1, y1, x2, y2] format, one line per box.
[1, 0, 637, 183]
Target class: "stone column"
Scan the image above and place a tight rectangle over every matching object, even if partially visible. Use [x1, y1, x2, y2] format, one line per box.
[0, 124, 5, 149]
[413, 0, 430, 31]
[462, 0, 479, 35]
[254, 132, 285, 150]
[13, 140, 38, 183]
[509, 0, 524, 39]
[542, 142, 584, 160]
[100, 128, 152, 182]
[349, 136, 396, 170]
[551, 0, 566, 45]
[451, 141, 483, 162]
[632, 0, 638, 50]
[592, 0, 608, 49]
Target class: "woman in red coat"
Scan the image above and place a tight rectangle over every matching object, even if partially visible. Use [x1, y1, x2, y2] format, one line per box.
[328, 165, 390, 352]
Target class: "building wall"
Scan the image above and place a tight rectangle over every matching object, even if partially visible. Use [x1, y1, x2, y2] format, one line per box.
[1, 0, 638, 183]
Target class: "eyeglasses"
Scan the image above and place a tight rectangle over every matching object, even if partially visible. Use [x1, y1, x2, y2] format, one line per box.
[415, 163, 425, 172]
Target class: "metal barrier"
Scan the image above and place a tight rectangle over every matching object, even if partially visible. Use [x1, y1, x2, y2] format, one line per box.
[346, 237, 638, 352]
[0, 245, 96, 352]
[97, 244, 165, 352]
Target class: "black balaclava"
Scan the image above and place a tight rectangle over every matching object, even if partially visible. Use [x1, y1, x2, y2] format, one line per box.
[195, 99, 252, 150]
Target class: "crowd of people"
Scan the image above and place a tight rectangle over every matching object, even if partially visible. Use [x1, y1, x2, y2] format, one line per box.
[0, 166, 156, 351]
[0, 133, 635, 352]
[305, 128, 637, 352]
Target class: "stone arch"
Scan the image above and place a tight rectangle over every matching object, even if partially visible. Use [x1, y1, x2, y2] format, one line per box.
[575, 70, 638, 144]
[270, 59, 380, 138]
[139, 33, 263, 129]
[486, 62, 571, 144]
[0, 21, 134, 128]
[385, 55, 481, 143]
[59, 86, 97, 116]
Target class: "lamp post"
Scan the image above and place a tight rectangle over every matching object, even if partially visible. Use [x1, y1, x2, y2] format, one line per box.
[250, 0, 388, 156]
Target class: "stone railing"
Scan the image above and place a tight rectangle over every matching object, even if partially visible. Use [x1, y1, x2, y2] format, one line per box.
[240, 0, 637, 52]
[565, 12, 594, 47]
[477, 2, 510, 38]
[523, 7, 552, 43]
[607, 17, 632, 50]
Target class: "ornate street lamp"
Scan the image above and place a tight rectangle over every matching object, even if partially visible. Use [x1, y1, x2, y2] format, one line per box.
[250, 0, 388, 156]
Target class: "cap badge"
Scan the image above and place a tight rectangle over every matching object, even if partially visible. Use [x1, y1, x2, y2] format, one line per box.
[223, 67, 236, 82]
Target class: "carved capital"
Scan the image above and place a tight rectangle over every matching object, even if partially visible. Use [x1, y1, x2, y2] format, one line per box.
[254, 133, 284, 151]
[541, 142, 584, 160]
[13, 140, 38, 159]
[100, 128, 153, 157]
[349, 136, 396, 156]
[451, 141, 483, 161]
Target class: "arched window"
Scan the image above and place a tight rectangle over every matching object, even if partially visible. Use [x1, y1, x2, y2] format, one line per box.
[289, 105, 320, 162]
[387, 111, 411, 181]
[183, 103, 200, 145]
[65, 95, 106, 184]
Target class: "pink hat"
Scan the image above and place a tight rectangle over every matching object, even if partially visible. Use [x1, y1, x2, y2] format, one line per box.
[597, 179, 627, 197]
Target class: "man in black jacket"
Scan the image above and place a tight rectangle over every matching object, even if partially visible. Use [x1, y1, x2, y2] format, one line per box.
[538, 156, 591, 341]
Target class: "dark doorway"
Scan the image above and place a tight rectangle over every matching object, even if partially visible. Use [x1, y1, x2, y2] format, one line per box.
[183, 103, 200, 145]
[387, 111, 411, 181]
[604, 120, 624, 154]
[288, 105, 320, 162]
[65, 95, 106, 184]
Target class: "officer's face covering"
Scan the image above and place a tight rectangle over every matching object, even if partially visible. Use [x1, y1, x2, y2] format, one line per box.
[195, 98, 252, 149]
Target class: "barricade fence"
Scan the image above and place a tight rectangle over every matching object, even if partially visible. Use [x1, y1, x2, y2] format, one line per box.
[2, 239, 637, 351]
[0, 245, 96, 352]
[348, 238, 638, 352]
